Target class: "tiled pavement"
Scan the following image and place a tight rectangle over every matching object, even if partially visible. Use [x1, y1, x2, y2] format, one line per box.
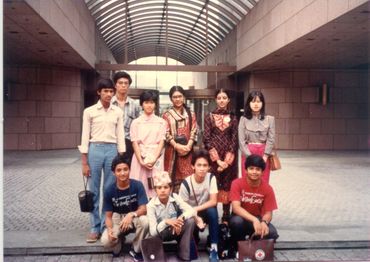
[3, 249, 370, 262]
[3, 149, 370, 261]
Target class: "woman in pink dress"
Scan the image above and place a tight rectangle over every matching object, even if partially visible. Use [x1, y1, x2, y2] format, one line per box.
[130, 90, 167, 198]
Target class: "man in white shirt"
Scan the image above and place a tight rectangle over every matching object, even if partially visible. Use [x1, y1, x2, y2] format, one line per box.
[111, 71, 141, 158]
[179, 149, 219, 262]
[147, 171, 196, 261]
[78, 78, 125, 243]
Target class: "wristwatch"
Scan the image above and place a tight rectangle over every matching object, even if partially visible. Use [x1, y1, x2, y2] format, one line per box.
[261, 220, 269, 225]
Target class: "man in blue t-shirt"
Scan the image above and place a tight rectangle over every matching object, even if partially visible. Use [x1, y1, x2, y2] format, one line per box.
[101, 154, 149, 261]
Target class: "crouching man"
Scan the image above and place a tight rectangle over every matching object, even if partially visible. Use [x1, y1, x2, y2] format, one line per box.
[147, 171, 196, 261]
[179, 149, 219, 261]
[101, 154, 149, 261]
[229, 154, 279, 257]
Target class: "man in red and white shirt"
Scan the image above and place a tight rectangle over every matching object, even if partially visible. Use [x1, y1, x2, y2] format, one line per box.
[229, 154, 279, 253]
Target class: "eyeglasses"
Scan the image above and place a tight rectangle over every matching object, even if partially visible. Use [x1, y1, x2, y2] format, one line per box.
[172, 95, 184, 99]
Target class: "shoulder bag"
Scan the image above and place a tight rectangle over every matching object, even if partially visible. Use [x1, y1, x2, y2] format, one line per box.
[269, 151, 281, 171]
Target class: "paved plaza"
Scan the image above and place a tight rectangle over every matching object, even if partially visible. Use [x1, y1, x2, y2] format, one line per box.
[3, 149, 370, 261]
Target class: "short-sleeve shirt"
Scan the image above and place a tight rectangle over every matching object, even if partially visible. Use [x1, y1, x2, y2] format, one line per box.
[229, 177, 277, 217]
[179, 173, 218, 206]
[104, 179, 148, 214]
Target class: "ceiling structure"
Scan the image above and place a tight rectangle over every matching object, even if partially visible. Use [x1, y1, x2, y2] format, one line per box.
[3, 0, 368, 71]
[3, 1, 91, 69]
[244, 2, 370, 71]
[85, 0, 259, 65]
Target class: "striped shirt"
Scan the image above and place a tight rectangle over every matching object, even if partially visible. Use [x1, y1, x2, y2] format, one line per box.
[111, 95, 141, 140]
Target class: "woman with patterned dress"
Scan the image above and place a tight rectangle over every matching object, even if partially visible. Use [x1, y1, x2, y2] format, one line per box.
[130, 90, 167, 198]
[203, 89, 238, 222]
[162, 86, 197, 193]
[238, 90, 275, 183]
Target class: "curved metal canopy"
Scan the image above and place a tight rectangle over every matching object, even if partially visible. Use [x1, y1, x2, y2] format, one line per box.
[85, 0, 259, 65]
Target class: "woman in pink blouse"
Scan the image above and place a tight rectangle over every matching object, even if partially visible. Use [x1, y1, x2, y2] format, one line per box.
[130, 90, 167, 198]
[238, 91, 275, 183]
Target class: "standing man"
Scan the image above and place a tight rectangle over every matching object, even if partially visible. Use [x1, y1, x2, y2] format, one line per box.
[78, 78, 126, 243]
[111, 71, 141, 158]
[229, 154, 279, 257]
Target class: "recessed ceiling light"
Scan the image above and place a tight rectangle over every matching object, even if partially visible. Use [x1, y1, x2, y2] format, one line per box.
[360, 10, 370, 14]
[61, 50, 69, 53]
[306, 38, 315, 41]
[38, 31, 48, 35]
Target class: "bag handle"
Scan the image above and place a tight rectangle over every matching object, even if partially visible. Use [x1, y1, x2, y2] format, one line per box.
[190, 177, 199, 206]
[82, 175, 89, 192]
[249, 233, 263, 241]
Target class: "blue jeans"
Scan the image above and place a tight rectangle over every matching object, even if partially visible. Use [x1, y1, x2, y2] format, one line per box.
[196, 207, 219, 244]
[88, 143, 117, 234]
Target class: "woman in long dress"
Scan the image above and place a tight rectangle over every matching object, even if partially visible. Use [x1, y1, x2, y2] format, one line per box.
[238, 90, 275, 183]
[130, 90, 166, 198]
[162, 86, 197, 193]
[203, 89, 238, 222]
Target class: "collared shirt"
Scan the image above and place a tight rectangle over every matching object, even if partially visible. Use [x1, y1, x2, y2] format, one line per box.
[238, 115, 275, 156]
[146, 193, 196, 237]
[111, 95, 141, 140]
[78, 100, 125, 154]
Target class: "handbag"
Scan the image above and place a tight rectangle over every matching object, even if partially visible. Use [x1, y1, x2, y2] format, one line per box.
[269, 151, 281, 171]
[141, 236, 166, 261]
[174, 134, 188, 145]
[238, 234, 274, 261]
[174, 117, 189, 145]
[78, 176, 94, 212]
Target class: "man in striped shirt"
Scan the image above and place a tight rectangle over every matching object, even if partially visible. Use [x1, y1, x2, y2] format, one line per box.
[111, 71, 141, 158]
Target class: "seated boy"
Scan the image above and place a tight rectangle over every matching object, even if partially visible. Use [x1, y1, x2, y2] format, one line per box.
[101, 154, 149, 261]
[179, 149, 219, 261]
[146, 171, 196, 261]
[229, 154, 279, 257]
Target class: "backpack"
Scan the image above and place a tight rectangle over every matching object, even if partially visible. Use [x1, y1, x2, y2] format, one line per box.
[218, 223, 232, 259]
[181, 173, 215, 195]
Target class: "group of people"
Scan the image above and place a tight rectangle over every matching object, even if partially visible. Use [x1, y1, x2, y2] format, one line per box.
[78, 71, 279, 261]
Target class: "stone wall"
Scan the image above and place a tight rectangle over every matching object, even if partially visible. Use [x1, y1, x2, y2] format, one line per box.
[4, 65, 83, 150]
[248, 69, 369, 150]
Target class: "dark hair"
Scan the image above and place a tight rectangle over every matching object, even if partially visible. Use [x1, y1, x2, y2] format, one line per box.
[215, 88, 231, 99]
[169, 85, 185, 99]
[113, 71, 132, 85]
[111, 153, 132, 171]
[244, 90, 265, 120]
[215, 88, 232, 111]
[169, 85, 193, 133]
[139, 90, 158, 106]
[244, 154, 266, 171]
[191, 149, 211, 165]
[97, 78, 114, 92]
